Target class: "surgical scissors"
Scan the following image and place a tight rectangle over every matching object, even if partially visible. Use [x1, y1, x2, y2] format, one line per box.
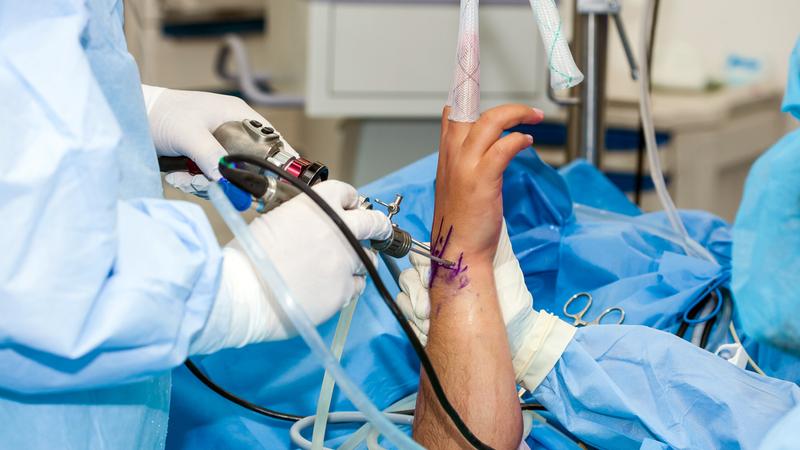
[563, 292, 625, 327]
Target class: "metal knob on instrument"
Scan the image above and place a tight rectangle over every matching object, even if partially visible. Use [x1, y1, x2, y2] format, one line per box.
[371, 227, 413, 259]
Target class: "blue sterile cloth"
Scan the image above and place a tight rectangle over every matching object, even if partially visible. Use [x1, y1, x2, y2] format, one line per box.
[537, 325, 800, 450]
[167, 147, 800, 449]
[0, 1, 221, 449]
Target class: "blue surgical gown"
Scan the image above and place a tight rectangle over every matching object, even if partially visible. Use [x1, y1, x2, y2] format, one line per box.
[0, 1, 221, 449]
[733, 37, 800, 450]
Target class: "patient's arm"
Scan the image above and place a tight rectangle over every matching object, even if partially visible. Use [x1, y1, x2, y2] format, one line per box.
[412, 105, 544, 449]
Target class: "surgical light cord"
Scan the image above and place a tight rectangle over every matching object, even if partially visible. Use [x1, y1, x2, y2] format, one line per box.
[220, 154, 494, 450]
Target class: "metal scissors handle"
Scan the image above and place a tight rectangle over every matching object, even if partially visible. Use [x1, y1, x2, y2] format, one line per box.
[563, 292, 625, 327]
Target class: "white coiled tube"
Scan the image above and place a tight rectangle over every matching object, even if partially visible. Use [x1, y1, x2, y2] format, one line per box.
[528, 0, 583, 90]
[447, 0, 481, 122]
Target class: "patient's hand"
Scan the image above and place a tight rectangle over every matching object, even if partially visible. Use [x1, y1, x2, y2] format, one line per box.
[431, 105, 544, 279]
[412, 105, 544, 450]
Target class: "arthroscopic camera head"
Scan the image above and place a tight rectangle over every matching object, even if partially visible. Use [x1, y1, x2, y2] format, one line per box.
[214, 119, 328, 187]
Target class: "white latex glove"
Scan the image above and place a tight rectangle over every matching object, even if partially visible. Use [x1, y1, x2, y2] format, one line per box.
[191, 180, 393, 354]
[396, 221, 576, 392]
[143, 85, 297, 192]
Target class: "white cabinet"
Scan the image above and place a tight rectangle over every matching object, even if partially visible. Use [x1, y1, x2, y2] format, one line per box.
[307, 1, 551, 117]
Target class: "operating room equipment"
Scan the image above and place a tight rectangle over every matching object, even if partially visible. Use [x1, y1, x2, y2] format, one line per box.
[216, 33, 306, 108]
[218, 154, 454, 267]
[543, 0, 697, 263]
[369, 194, 455, 268]
[560, 0, 638, 166]
[215, 119, 327, 185]
[636, 0, 694, 256]
[562, 292, 624, 327]
[158, 118, 326, 189]
[160, 117, 454, 268]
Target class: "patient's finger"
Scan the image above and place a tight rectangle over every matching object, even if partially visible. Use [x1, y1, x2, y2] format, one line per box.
[445, 119, 472, 154]
[440, 106, 451, 139]
[482, 132, 534, 177]
[463, 105, 543, 158]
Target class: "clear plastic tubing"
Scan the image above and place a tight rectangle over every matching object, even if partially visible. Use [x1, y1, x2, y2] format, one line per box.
[448, 0, 481, 122]
[636, 0, 711, 263]
[338, 394, 418, 450]
[208, 184, 422, 450]
[310, 297, 359, 449]
[291, 412, 414, 450]
[573, 204, 715, 263]
[528, 0, 584, 90]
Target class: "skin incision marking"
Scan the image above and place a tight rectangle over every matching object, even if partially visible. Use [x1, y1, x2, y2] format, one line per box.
[429, 217, 469, 289]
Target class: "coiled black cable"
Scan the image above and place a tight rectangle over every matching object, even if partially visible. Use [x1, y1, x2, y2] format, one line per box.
[214, 153, 494, 449]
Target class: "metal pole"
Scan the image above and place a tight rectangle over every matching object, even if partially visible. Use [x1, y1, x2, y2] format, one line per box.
[566, 1, 609, 167]
[583, 13, 598, 164]
[565, 0, 584, 163]
[580, 13, 608, 166]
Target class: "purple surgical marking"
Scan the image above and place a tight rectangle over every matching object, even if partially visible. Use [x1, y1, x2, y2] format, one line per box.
[428, 218, 469, 289]
[433, 303, 443, 318]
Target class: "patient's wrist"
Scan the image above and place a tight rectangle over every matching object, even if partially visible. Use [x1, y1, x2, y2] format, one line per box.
[429, 256, 493, 295]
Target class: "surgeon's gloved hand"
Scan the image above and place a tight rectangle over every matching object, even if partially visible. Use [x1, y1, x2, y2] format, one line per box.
[143, 85, 297, 194]
[190, 180, 392, 354]
[396, 221, 576, 392]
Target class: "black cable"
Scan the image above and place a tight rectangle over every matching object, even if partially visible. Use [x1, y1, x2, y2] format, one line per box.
[184, 359, 303, 422]
[520, 403, 546, 411]
[215, 154, 495, 449]
[675, 290, 711, 339]
[699, 315, 716, 350]
[633, 0, 661, 206]
[675, 289, 721, 350]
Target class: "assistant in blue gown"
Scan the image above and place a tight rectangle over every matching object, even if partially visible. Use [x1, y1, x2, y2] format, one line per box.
[733, 37, 800, 450]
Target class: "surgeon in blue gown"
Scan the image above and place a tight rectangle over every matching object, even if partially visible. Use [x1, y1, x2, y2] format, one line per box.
[0, 2, 392, 449]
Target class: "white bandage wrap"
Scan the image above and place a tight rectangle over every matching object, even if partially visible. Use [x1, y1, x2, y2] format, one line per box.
[396, 220, 576, 392]
[507, 309, 575, 392]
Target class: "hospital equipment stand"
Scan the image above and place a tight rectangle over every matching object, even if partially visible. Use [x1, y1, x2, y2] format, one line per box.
[553, 0, 638, 168]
